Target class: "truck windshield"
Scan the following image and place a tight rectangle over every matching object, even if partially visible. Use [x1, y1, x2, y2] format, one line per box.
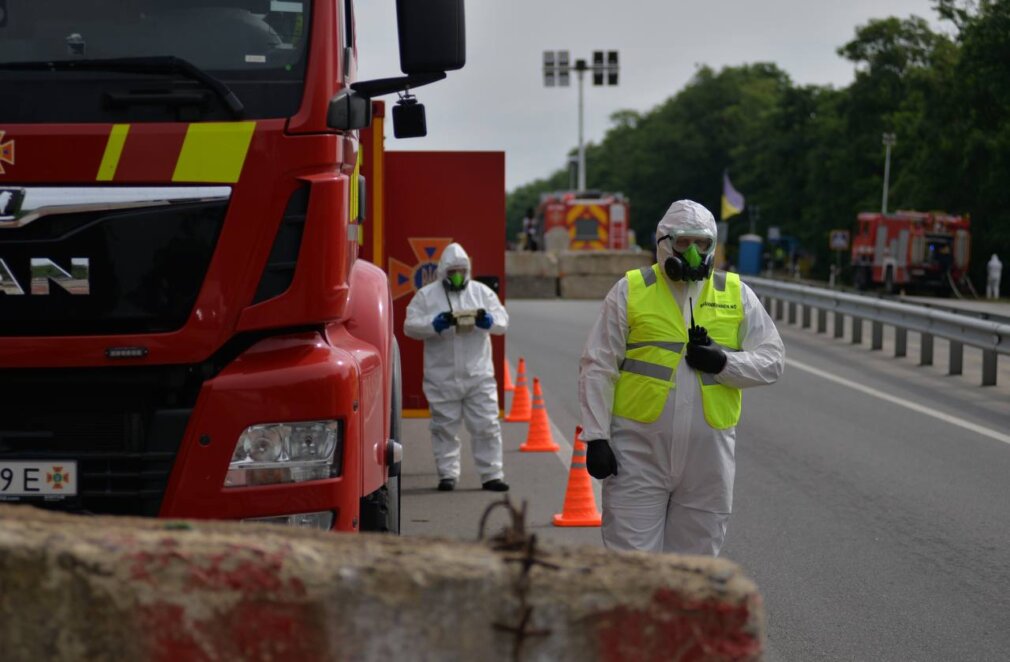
[0, 0, 312, 121]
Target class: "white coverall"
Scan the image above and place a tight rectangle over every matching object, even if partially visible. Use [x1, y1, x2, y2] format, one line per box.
[987, 254, 1002, 299]
[404, 243, 509, 482]
[579, 201, 785, 555]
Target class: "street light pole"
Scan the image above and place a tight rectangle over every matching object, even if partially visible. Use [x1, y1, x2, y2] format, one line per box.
[576, 61, 586, 192]
[882, 132, 896, 214]
[543, 50, 619, 193]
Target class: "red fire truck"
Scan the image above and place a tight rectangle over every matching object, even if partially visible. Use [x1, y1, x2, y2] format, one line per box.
[851, 210, 971, 294]
[0, 0, 465, 534]
[536, 190, 631, 251]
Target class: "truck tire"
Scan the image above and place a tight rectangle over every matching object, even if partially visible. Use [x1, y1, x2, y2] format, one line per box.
[884, 266, 895, 295]
[854, 266, 869, 291]
[359, 338, 402, 535]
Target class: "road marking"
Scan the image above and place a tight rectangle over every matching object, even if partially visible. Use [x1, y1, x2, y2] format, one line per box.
[787, 358, 1010, 446]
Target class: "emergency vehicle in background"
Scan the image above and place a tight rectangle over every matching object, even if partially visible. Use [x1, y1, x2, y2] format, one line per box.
[536, 190, 631, 251]
[0, 0, 466, 534]
[851, 210, 972, 294]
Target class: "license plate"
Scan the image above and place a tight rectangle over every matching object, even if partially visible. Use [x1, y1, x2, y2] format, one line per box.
[0, 461, 77, 498]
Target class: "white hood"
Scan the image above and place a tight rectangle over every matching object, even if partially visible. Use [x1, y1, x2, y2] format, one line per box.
[437, 242, 471, 281]
[655, 200, 718, 267]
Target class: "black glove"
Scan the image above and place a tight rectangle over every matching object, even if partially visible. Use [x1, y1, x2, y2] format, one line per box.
[586, 439, 618, 479]
[688, 323, 711, 347]
[432, 311, 454, 333]
[686, 329, 728, 374]
[475, 308, 493, 329]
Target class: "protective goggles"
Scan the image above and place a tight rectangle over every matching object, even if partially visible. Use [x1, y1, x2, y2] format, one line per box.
[658, 233, 715, 255]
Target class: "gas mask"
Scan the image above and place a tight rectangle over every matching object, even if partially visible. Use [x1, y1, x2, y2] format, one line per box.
[659, 235, 715, 282]
[444, 270, 467, 292]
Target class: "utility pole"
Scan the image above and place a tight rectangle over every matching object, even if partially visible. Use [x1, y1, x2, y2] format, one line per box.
[882, 132, 896, 214]
[543, 50, 619, 192]
[750, 205, 760, 235]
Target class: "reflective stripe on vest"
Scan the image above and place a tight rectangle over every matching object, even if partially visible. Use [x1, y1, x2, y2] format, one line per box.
[612, 264, 745, 429]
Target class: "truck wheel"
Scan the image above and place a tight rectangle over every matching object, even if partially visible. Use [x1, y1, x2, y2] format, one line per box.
[884, 266, 895, 295]
[854, 266, 869, 291]
[359, 481, 399, 534]
[360, 337, 403, 535]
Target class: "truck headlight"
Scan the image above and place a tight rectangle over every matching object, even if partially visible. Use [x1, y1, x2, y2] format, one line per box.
[225, 420, 342, 487]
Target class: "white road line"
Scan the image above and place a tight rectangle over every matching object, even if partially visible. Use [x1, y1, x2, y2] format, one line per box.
[787, 358, 1010, 446]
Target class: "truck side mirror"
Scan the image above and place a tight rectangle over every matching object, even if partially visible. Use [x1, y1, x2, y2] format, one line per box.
[396, 0, 466, 74]
[327, 88, 372, 131]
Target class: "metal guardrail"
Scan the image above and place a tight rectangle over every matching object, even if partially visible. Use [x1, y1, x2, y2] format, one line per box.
[744, 276, 1008, 386]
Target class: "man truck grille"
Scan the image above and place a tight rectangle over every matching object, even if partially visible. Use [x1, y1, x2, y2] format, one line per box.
[0, 186, 229, 336]
[0, 366, 201, 517]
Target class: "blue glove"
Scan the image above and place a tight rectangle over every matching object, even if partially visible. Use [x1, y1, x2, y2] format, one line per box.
[475, 308, 493, 329]
[433, 312, 453, 333]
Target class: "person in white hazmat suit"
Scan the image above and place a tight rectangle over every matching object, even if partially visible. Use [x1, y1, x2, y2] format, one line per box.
[404, 243, 511, 492]
[987, 254, 1002, 299]
[578, 200, 785, 555]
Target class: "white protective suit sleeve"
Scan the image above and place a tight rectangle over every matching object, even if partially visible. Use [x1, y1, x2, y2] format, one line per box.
[714, 282, 786, 389]
[403, 287, 444, 340]
[578, 278, 629, 442]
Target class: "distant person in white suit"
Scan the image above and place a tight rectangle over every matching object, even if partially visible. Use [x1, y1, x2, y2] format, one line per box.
[987, 254, 1002, 299]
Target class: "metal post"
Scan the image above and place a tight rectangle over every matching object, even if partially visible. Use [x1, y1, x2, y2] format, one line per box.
[920, 333, 934, 366]
[982, 351, 997, 386]
[895, 327, 907, 357]
[788, 302, 797, 325]
[871, 321, 884, 350]
[775, 299, 784, 321]
[882, 132, 896, 214]
[764, 297, 772, 314]
[802, 305, 812, 329]
[949, 341, 963, 376]
[851, 317, 863, 345]
[817, 309, 827, 334]
[577, 64, 586, 192]
[834, 311, 844, 339]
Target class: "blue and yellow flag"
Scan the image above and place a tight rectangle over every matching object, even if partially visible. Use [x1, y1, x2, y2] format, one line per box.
[721, 170, 745, 220]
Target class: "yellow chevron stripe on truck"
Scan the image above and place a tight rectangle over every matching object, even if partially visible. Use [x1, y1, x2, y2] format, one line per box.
[96, 124, 130, 181]
[173, 121, 257, 183]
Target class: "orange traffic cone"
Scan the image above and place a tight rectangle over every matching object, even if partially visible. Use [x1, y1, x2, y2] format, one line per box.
[505, 357, 531, 422]
[520, 378, 560, 452]
[503, 360, 515, 392]
[552, 427, 602, 527]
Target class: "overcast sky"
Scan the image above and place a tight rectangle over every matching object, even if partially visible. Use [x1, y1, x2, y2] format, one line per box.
[355, 1, 945, 191]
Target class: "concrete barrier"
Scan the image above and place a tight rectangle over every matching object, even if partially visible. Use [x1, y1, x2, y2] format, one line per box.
[558, 251, 651, 277]
[556, 251, 652, 300]
[506, 252, 560, 299]
[0, 504, 763, 661]
[560, 274, 625, 300]
[507, 275, 559, 299]
[505, 252, 559, 277]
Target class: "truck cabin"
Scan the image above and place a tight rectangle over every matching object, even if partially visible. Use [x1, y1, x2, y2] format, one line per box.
[0, 0, 315, 124]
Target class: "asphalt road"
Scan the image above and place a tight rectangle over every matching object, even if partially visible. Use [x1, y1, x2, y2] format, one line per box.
[400, 296, 1010, 661]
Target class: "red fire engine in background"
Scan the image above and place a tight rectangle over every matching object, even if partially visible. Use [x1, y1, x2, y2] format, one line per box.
[0, 0, 471, 535]
[851, 210, 972, 294]
[536, 190, 630, 251]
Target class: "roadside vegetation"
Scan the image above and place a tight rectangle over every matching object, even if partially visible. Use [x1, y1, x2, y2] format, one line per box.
[506, 1, 1010, 286]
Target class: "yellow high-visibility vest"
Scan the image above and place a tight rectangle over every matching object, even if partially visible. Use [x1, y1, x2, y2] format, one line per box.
[612, 265, 744, 429]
